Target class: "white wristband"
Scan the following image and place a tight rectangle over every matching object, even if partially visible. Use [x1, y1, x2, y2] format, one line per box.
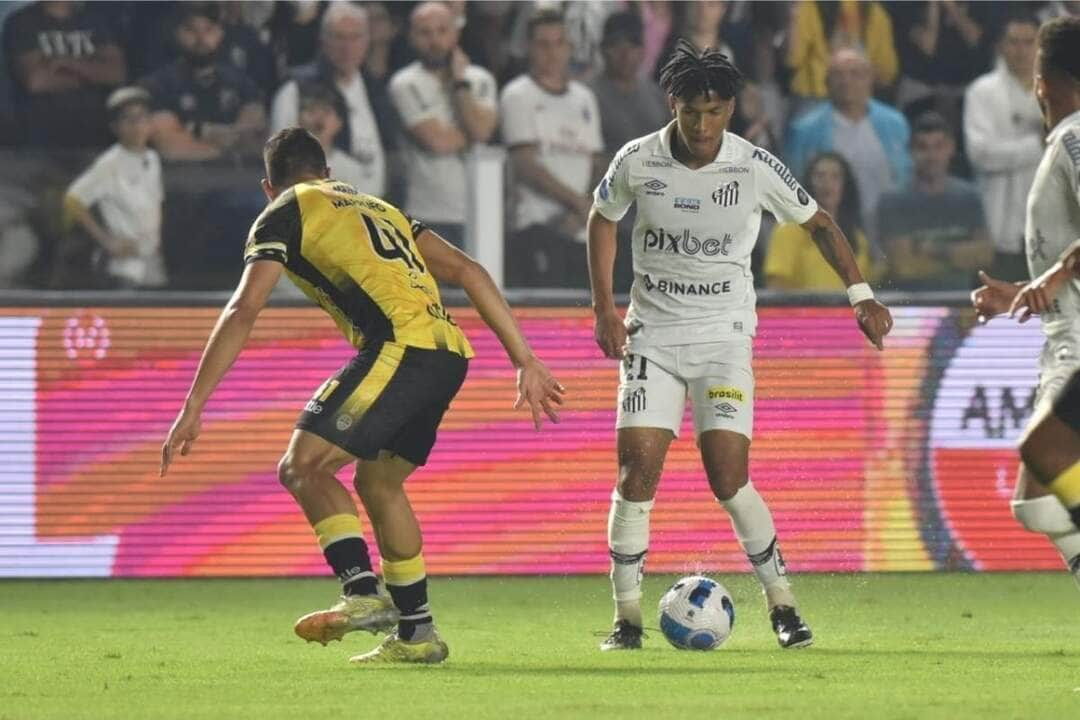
[846, 282, 874, 307]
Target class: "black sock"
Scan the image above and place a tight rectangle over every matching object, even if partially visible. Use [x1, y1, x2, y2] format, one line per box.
[386, 577, 432, 640]
[322, 537, 378, 596]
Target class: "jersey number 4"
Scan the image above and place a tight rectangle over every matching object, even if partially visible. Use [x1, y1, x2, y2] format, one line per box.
[361, 214, 426, 273]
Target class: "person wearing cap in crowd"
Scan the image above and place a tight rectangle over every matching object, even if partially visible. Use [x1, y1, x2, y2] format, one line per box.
[62, 86, 166, 288]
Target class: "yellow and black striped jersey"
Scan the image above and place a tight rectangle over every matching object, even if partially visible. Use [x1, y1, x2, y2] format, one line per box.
[244, 179, 474, 358]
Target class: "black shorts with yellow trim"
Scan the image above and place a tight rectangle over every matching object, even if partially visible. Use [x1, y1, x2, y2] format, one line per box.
[1052, 368, 1080, 432]
[297, 340, 468, 466]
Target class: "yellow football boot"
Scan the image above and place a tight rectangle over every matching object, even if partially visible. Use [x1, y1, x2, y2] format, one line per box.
[348, 629, 449, 665]
[294, 594, 399, 645]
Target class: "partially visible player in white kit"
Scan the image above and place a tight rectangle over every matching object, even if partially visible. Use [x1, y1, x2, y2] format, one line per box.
[587, 40, 893, 650]
[972, 16, 1080, 584]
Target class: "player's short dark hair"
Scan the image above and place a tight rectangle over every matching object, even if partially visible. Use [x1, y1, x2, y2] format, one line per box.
[911, 111, 953, 139]
[658, 39, 743, 102]
[264, 127, 327, 188]
[527, 7, 565, 41]
[1038, 16, 1080, 84]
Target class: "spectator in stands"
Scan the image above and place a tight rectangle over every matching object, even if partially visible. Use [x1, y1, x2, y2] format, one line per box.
[878, 112, 991, 291]
[963, 13, 1043, 281]
[268, 1, 325, 74]
[5, 0, 126, 147]
[388, 1, 497, 249]
[653, 0, 735, 80]
[786, 47, 912, 238]
[362, 2, 405, 88]
[588, 10, 667, 292]
[62, 87, 165, 288]
[890, 0, 999, 115]
[562, 0, 619, 81]
[216, 0, 278, 96]
[786, 0, 898, 105]
[501, 8, 604, 288]
[271, 2, 393, 199]
[765, 152, 874, 291]
[637, 1, 674, 83]
[590, 11, 668, 157]
[297, 81, 368, 192]
[460, 1, 527, 87]
[140, 3, 266, 162]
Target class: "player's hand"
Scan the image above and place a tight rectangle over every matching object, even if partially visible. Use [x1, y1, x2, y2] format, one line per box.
[1009, 262, 1069, 323]
[514, 357, 566, 430]
[594, 309, 627, 359]
[854, 299, 892, 351]
[160, 407, 201, 477]
[971, 270, 1020, 323]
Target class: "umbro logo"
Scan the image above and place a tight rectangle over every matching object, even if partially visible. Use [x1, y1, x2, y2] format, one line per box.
[643, 178, 667, 196]
[714, 402, 738, 418]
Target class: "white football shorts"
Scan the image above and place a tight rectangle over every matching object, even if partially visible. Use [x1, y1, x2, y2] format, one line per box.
[615, 339, 754, 439]
[1029, 335, 1080, 428]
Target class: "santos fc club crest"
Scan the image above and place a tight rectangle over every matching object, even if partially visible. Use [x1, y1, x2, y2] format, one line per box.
[712, 180, 739, 207]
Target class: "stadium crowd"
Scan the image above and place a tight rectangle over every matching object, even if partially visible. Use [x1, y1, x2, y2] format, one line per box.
[0, 0, 1070, 291]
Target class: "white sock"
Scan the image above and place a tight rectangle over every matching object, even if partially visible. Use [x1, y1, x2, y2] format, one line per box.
[607, 489, 653, 627]
[720, 481, 796, 608]
[1011, 496, 1080, 585]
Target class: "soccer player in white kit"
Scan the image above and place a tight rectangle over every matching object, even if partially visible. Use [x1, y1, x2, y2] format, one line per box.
[587, 41, 893, 650]
[972, 16, 1080, 583]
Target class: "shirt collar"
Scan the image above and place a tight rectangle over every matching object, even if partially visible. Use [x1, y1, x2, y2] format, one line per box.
[1047, 108, 1080, 144]
[655, 121, 737, 166]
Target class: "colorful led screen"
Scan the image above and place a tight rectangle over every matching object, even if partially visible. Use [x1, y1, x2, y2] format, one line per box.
[0, 305, 1057, 577]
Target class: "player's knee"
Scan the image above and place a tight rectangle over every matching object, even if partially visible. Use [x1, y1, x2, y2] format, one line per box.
[616, 465, 660, 502]
[277, 453, 319, 495]
[707, 470, 748, 502]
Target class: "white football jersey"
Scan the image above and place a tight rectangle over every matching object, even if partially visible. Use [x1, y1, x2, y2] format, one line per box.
[593, 123, 818, 349]
[1026, 108, 1080, 340]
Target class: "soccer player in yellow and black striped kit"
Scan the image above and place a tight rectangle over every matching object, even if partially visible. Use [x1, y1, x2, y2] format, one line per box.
[160, 128, 565, 665]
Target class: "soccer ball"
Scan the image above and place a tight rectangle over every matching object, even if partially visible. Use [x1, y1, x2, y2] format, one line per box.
[658, 575, 735, 650]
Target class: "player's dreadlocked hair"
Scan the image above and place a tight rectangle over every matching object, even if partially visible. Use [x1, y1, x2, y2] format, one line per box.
[658, 39, 743, 101]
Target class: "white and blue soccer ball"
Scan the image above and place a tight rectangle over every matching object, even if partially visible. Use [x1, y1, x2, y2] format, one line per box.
[658, 575, 735, 650]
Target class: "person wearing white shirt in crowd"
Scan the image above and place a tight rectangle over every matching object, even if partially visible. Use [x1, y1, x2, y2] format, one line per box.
[64, 86, 165, 288]
[964, 13, 1044, 281]
[270, 2, 386, 197]
[389, 1, 497, 249]
[588, 40, 892, 651]
[500, 8, 604, 287]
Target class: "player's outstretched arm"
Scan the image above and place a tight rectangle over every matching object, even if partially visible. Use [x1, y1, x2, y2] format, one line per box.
[160, 260, 282, 476]
[587, 207, 626, 359]
[1009, 238, 1080, 322]
[801, 209, 893, 350]
[416, 229, 565, 430]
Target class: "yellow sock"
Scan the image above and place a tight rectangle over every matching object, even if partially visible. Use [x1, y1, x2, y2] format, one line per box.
[382, 554, 426, 586]
[1049, 460, 1080, 509]
[312, 513, 362, 550]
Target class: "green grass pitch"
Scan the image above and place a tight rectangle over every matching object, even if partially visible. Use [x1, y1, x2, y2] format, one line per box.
[2, 574, 1078, 719]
